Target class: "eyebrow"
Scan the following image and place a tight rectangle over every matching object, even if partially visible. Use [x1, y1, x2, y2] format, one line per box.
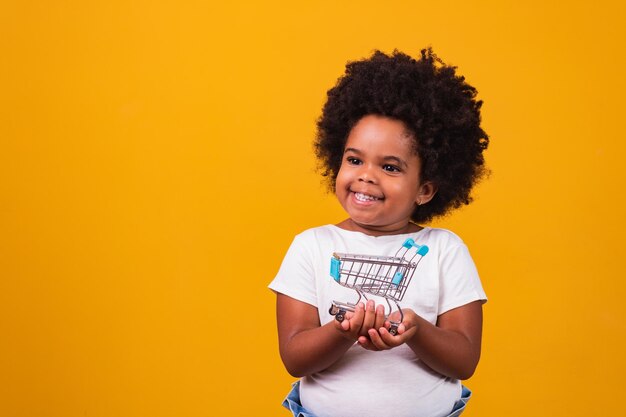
[344, 147, 408, 169]
[383, 155, 408, 169]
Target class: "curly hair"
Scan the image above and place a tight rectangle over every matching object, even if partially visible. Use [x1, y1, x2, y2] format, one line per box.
[315, 48, 489, 223]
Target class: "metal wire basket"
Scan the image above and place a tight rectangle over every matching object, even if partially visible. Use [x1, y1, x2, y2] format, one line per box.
[328, 238, 429, 335]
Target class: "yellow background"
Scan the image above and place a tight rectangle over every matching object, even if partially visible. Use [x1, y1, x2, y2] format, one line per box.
[2, 1, 625, 416]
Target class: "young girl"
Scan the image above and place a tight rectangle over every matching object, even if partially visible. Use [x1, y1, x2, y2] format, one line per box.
[269, 48, 489, 417]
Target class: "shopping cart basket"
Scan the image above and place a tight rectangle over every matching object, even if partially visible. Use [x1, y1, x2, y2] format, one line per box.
[328, 238, 429, 335]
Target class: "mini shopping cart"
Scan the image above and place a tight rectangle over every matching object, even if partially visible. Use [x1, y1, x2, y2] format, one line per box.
[328, 238, 429, 335]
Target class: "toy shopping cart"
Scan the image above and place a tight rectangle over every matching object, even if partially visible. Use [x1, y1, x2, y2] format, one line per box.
[328, 238, 429, 335]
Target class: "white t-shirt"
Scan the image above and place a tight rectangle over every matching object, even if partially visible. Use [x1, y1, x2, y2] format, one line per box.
[269, 225, 486, 417]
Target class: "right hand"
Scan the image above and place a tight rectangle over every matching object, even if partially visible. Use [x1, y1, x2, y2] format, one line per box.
[336, 300, 386, 341]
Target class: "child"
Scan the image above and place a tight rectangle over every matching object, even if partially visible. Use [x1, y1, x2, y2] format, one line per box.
[269, 48, 489, 417]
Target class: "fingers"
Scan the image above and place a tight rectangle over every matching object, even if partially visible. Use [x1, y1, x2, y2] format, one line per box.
[387, 309, 403, 324]
[355, 308, 420, 351]
[340, 305, 419, 348]
[335, 302, 366, 340]
[374, 304, 386, 330]
[340, 317, 351, 331]
[350, 302, 365, 334]
[357, 335, 380, 351]
[360, 300, 377, 336]
[360, 302, 388, 335]
[365, 326, 406, 350]
[366, 328, 392, 350]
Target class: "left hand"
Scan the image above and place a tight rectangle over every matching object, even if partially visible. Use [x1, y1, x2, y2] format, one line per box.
[357, 308, 420, 351]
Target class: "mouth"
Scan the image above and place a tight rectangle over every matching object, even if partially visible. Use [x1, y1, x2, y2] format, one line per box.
[353, 191, 383, 202]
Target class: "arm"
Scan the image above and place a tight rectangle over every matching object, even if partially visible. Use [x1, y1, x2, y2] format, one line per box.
[276, 294, 385, 377]
[361, 301, 483, 380]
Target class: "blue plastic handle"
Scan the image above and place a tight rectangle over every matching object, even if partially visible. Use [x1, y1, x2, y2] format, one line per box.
[330, 257, 341, 281]
[392, 271, 404, 286]
[402, 238, 415, 249]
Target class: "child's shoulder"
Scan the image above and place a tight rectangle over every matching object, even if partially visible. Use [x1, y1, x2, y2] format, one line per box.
[293, 224, 336, 239]
[420, 226, 467, 248]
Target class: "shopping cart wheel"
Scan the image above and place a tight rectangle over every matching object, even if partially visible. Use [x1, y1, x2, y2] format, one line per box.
[329, 305, 346, 322]
[335, 311, 346, 322]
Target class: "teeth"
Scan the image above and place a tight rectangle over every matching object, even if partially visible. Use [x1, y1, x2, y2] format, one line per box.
[354, 192, 379, 202]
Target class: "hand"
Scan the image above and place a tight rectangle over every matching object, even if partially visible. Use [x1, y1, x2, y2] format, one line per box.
[357, 308, 420, 351]
[335, 300, 386, 341]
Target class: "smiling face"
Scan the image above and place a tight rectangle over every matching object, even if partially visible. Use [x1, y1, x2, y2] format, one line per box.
[335, 115, 436, 236]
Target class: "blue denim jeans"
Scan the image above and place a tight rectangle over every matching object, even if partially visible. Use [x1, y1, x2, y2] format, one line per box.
[282, 380, 472, 417]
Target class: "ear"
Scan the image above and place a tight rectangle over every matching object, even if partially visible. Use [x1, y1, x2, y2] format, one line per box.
[415, 181, 437, 206]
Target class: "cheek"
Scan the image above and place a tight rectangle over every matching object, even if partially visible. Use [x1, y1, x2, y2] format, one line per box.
[334, 172, 346, 196]
[385, 181, 406, 195]
[388, 181, 419, 204]
[335, 167, 350, 187]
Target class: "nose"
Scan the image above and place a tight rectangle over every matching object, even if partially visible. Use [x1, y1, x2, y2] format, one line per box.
[358, 164, 377, 184]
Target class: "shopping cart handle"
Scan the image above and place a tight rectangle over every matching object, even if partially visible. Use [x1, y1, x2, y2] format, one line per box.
[416, 245, 429, 256]
[403, 239, 429, 256]
[330, 257, 341, 281]
[402, 238, 415, 248]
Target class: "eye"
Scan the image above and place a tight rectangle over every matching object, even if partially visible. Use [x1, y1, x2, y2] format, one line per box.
[382, 164, 401, 172]
[346, 156, 362, 165]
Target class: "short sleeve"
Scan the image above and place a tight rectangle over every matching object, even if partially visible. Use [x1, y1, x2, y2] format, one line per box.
[438, 243, 487, 314]
[268, 233, 318, 308]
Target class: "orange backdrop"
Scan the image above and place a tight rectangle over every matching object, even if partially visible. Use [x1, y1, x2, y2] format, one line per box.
[2, 1, 625, 416]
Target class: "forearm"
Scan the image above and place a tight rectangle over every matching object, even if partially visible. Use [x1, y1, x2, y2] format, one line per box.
[398, 300, 483, 380]
[406, 316, 480, 380]
[280, 320, 355, 377]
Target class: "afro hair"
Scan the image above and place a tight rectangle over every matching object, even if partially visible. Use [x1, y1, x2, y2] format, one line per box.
[315, 48, 489, 223]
